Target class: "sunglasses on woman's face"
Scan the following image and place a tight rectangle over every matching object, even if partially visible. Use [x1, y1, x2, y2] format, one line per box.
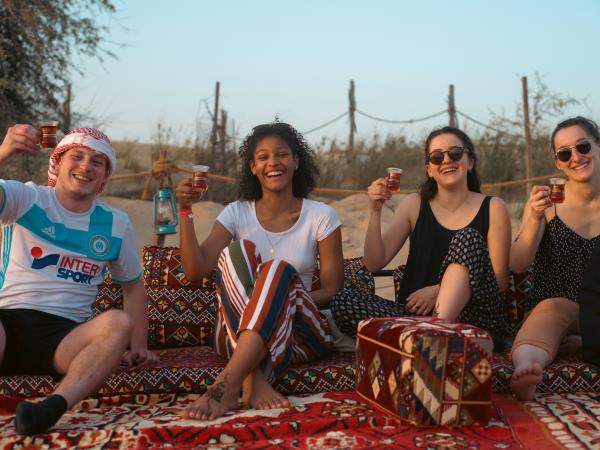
[555, 141, 592, 162]
[427, 146, 469, 165]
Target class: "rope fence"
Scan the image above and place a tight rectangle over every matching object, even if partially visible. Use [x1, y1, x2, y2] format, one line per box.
[295, 102, 522, 137]
[356, 109, 447, 125]
[108, 161, 560, 198]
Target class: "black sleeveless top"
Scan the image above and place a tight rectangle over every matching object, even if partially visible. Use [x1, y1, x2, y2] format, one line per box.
[398, 196, 491, 302]
[529, 212, 600, 304]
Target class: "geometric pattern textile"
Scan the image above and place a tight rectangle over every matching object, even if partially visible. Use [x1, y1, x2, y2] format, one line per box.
[504, 271, 534, 336]
[3, 246, 596, 402]
[312, 256, 375, 294]
[94, 246, 217, 348]
[0, 348, 357, 398]
[1, 391, 597, 449]
[1, 347, 596, 400]
[356, 317, 494, 426]
[492, 350, 600, 394]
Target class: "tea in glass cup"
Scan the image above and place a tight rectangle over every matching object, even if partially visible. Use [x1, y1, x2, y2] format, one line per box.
[549, 177, 566, 203]
[192, 165, 209, 191]
[39, 120, 59, 150]
[386, 167, 403, 192]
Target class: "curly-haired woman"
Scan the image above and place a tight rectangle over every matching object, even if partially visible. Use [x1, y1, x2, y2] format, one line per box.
[331, 126, 511, 348]
[175, 122, 343, 420]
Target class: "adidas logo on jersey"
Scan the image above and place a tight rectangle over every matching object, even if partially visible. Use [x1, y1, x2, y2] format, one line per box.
[41, 226, 56, 238]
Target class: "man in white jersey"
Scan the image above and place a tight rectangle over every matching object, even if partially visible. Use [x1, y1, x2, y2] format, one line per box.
[0, 125, 157, 435]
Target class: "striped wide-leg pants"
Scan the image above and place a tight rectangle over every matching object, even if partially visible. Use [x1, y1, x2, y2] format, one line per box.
[213, 240, 333, 382]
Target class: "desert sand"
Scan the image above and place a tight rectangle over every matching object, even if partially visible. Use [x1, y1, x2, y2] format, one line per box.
[102, 193, 523, 300]
[101, 193, 408, 299]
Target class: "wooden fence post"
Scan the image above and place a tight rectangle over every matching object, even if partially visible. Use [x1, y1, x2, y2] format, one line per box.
[219, 109, 227, 173]
[448, 84, 457, 127]
[348, 80, 356, 155]
[522, 76, 532, 193]
[210, 81, 220, 172]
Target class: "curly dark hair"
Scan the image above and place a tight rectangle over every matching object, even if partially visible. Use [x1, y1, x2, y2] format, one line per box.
[419, 126, 482, 201]
[237, 121, 319, 200]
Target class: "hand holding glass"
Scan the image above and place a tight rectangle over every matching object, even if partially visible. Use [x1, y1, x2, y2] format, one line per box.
[192, 165, 209, 193]
[39, 120, 59, 151]
[386, 168, 403, 192]
[549, 177, 566, 203]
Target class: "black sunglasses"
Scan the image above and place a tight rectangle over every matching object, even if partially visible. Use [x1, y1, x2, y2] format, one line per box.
[555, 141, 592, 162]
[427, 146, 469, 165]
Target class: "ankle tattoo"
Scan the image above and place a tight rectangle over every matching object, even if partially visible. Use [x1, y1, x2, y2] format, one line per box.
[207, 374, 228, 403]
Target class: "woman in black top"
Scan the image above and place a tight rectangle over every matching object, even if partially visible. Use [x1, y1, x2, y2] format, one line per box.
[331, 126, 511, 347]
[509, 116, 600, 400]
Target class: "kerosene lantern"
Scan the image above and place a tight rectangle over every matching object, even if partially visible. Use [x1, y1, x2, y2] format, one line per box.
[153, 187, 178, 235]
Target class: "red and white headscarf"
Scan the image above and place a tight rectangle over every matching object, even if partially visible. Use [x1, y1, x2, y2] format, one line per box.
[47, 127, 117, 194]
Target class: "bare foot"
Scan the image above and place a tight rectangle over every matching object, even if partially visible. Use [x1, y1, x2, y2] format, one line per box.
[242, 370, 290, 410]
[181, 374, 240, 420]
[510, 363, 543, 401]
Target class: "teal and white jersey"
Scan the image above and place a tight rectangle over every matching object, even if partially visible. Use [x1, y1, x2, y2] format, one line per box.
[0, 180, 142, 323]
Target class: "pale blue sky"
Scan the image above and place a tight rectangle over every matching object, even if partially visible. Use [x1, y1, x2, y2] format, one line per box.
[73, 0, 600, 145]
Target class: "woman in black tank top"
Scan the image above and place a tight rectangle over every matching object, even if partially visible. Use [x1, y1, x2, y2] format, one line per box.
[331, 126, 511, 349]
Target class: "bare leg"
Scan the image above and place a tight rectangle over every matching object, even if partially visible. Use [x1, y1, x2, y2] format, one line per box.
[15, 310, 132, 435]
[435, 263, 471, 321]
[510, 298, 579, 401]
[52, 309, 133, 407]
[510, 344, 549, 400]
[242, 368, 290, 410]
[182, 330, 275, 420]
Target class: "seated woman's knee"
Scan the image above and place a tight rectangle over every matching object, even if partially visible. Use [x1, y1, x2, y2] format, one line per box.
[450, 227, 485, 248]
[532, 297, 578, 317]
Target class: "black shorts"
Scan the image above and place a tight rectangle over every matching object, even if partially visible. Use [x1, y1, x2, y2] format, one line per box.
[0, 308, 79, 375]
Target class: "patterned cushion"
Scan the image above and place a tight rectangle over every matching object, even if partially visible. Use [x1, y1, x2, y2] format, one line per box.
[312, 256, 375, 294]
[492, 350, 600, 394]
[94, 246, 216, 349]
[393, 265, 406, 304]
[0, 348, 596, 399]
[503, 272, 533, 336]
[355, 317, 493, 426]
[0, 348, 356, 398]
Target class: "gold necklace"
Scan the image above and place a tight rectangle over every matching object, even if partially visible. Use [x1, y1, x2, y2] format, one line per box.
[264, 230, 287, 256]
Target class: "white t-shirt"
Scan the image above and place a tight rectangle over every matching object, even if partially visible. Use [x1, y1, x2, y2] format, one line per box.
[217, 199, 341, 289]
[0, 181, 142, 323]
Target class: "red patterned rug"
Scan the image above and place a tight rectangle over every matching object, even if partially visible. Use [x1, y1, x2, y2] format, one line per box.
[0, 391, 598, 449]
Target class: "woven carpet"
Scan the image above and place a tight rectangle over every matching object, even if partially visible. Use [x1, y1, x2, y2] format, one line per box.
[0, 391, 598, 449]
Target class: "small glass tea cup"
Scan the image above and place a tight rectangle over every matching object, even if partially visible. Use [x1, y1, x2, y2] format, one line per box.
[192, 165, 210, 191]
[39, 120, 59, 151]
[549, 177, 566, 203]
[386, 167, 403, 192]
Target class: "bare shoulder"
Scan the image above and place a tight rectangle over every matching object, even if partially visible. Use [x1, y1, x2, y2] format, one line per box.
[489, 195, 509, 212]
[393, 192, 421, 225]
[488, 196, 510, 223]
[398, 192, 421, 209]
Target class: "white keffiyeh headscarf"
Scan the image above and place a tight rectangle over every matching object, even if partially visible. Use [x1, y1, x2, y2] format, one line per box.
[47, 128, 117, 194]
